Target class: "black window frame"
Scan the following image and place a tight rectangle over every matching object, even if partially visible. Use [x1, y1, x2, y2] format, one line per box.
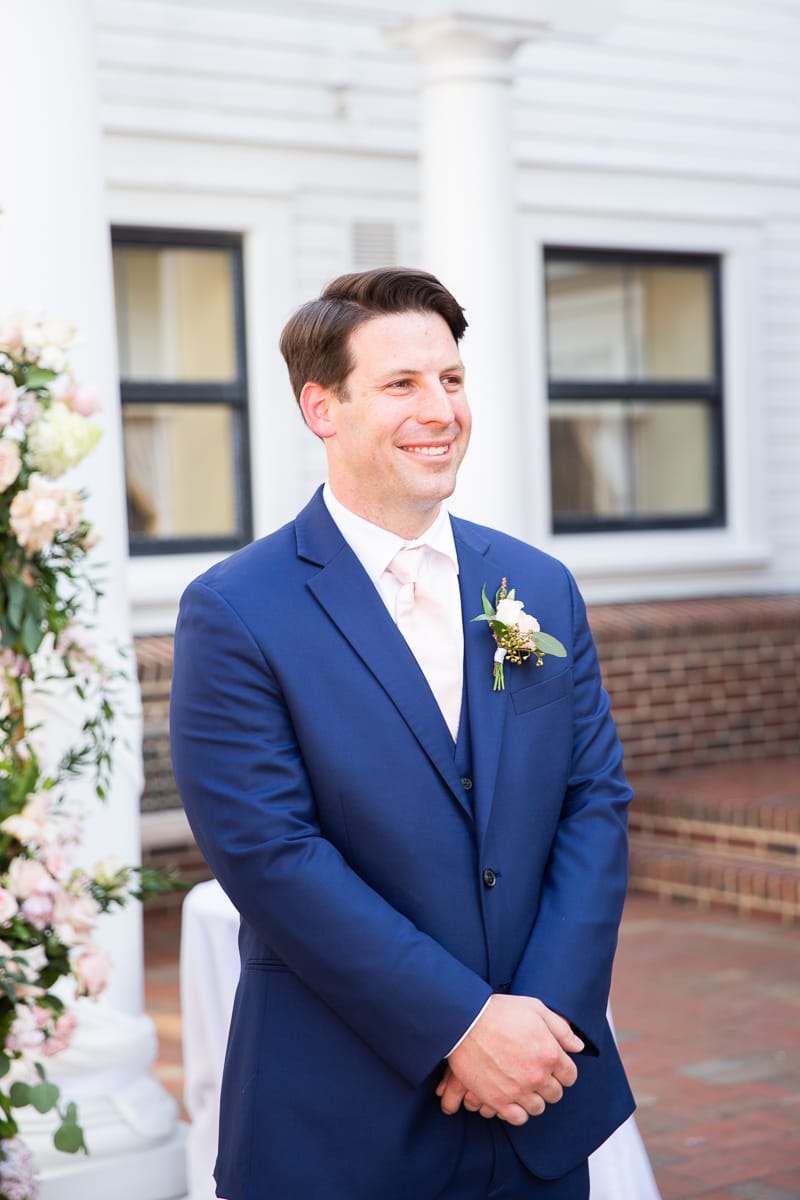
[112, 225, 253, 557]
[544, 246, 726, 535]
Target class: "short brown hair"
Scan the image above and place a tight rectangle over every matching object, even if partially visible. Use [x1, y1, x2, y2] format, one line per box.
[279, 267, 468, 404]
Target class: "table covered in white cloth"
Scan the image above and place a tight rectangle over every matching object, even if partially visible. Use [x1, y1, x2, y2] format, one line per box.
[180, 880, 660, 1200]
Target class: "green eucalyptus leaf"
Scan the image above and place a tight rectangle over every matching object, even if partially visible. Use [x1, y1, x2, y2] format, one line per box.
[5, 578, 28, 631]
[9, 1081, 31, 1109]
[480, 584, 494, 617]
[19, 365, 58, 390]
[533, 632, 568, 657]
[0, 1053, 10, 1079]
[53, 1102, 88, 1155]
[0, 1114, 17, 1139]
[28, 1080, 60, 1114]
[21, 611, 44, 657]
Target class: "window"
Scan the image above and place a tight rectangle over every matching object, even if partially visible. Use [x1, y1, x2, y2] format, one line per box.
[544, 249, 724, 533]
[112, 228, 251, 554]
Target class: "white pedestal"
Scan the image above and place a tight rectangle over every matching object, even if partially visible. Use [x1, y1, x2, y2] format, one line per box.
[16, 1003, 188, 1200]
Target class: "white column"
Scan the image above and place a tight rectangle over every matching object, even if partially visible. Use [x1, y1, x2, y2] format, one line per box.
[0, 2, 186, 1197]
[394, 4, 620, 536]
[395, 15, 546, 537]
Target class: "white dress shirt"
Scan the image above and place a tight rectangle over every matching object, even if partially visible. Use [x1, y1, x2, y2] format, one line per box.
[322, 483, 464, 670]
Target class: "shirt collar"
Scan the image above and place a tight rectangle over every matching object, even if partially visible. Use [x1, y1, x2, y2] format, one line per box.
[322, 482, 459, 586]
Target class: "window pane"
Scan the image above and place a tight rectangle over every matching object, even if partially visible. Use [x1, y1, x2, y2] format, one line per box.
[113, 246, 237, 383]
[123, 404, 237, 540]
[545, 260, 713, 382]
[550, 400, 714, 522]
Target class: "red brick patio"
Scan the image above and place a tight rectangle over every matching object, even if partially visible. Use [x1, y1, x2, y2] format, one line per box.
[144, 887, 800, 1199]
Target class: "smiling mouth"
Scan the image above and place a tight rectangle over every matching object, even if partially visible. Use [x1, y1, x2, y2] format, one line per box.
[400, 444, 450, 457]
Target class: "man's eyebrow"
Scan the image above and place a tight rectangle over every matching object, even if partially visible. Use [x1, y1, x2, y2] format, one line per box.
[377, 361, 465, 380]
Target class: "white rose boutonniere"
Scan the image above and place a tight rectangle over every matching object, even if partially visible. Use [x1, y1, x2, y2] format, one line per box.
[472, 578, 567, 691]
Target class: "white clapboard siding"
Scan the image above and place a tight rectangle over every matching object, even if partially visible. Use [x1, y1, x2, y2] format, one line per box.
[761, 220, 800, 581]
[96, 0, 800, 595]
[513, 0, 800, 179]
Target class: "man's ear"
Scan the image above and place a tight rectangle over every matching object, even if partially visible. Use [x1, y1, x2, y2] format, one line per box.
[300, 382, 337, 440]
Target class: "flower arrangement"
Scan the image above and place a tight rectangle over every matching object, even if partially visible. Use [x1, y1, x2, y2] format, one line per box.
[473, 579, 567, 691]
[0, 315, 163, 1199]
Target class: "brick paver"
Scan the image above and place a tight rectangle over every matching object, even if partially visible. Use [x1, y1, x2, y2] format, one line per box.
[144, 890, 800, 1197]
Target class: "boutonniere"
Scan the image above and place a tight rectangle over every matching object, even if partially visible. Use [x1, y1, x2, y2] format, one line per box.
[472, 578, 567, 691]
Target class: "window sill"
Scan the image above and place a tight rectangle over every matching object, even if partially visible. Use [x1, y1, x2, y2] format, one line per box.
[544, 529, 771, 603]
[127, 551, 232, 635]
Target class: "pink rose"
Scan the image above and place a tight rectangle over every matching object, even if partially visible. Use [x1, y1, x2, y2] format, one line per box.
[15, 395, 41, 426]
[62, 382, 102, 417]
[73, 947, 111, 997]
[9, 476, 83, 553]
[0, 439, 21, 492]
[21, 892, 55, 930]
[0, 887, 19, 925]
[6, 1006, 46, 1053]
[0, 316, 24, 354]
[0, 374, 18, 427]
[1, 792, 59, 851]
[52, 890, 100, 946]
[42, 1009, 77, 1057]
[6, 856, 54, 900]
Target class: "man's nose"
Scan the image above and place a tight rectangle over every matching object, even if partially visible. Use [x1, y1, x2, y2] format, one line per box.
[417, 380, 456, 423]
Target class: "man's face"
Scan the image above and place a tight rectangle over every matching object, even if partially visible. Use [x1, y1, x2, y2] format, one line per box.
[319, 310, 471, 538]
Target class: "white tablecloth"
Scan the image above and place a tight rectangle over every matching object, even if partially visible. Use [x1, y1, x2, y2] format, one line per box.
[180, 880, 660, 1200]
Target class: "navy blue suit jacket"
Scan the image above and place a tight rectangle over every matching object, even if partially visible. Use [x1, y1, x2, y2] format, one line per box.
[169, 488, 634, 1200]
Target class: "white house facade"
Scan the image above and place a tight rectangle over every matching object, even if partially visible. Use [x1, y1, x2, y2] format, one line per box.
[91, 0, 800, 631]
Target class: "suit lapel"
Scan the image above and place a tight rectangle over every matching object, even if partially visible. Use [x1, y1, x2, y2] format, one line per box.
[296, 491, 470, 816]
[453, 519, 509, 848]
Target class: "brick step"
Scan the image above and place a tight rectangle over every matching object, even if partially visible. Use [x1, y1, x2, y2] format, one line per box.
[629, 762, 800, 828]
[628, 834, 800, 922]
[628, 809, 800, 862]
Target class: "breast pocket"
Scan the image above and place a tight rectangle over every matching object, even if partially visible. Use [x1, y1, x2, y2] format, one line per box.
[510, 667, 572, 715]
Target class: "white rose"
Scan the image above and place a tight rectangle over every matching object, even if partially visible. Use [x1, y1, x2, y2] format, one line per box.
[494, 597, 525, 627]
[517, 612, 541, 637]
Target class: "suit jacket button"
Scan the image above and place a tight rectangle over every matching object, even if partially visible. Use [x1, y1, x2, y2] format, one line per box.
[461, 777, 473, 791]
[482, 868, 497, 888]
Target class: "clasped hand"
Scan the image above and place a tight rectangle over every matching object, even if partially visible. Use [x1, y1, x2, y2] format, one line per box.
[435, 994, 583, 1126]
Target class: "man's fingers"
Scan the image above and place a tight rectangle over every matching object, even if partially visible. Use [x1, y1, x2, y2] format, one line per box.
[553, 1055, 578, 1089]
[535, 1076, 564, 1105]
[437, 1065, 468, 1115]
[534, 1000, 585, 1055]
[495, 1096, 546, 1125]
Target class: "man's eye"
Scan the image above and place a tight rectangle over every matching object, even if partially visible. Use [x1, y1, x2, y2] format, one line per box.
[442, 376, 463, 389]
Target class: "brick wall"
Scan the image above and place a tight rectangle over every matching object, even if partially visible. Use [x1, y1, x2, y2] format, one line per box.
[135, 594, 800, 862]
[588, 595, 799, 773]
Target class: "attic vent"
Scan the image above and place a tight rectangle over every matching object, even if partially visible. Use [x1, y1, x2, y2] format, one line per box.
[352, 221, 398, 269]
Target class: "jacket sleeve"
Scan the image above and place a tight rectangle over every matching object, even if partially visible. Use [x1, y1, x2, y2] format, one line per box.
[509, 569, 632, 1054]
[169, 578, 492, 1087]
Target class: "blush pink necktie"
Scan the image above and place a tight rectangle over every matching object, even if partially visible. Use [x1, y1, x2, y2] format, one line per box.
[388, 545, 462, 741]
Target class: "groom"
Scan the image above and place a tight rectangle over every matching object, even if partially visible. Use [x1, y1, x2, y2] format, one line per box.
[169, 268, 634, 1200]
